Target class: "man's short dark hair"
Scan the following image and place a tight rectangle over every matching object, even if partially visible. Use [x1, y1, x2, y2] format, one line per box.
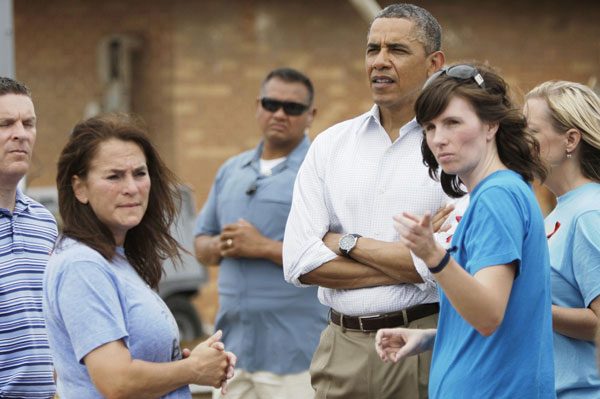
[368, 3, 442, 55]
[260, 68, 314, 106]
[0, 77, 31, 97]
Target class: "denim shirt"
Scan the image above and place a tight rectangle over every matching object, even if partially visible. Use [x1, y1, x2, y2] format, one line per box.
[195, 135, 327, 374]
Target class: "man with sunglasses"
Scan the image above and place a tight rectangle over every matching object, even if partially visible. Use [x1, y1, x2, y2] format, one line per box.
[283, 4, 453, 399]
[194, 68, 327, 399]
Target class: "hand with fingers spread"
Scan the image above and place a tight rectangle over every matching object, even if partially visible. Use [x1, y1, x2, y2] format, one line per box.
[431, 203, 455, 233]
[375, 328, 436, 363]
[393, 211, 445, 266]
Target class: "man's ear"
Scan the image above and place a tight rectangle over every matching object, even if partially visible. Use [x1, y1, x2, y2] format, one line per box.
[72, 175, 89, 204]
[427, 51, 445, 77]
[254, 97, 262, 120]
[306, 107, 317, 128]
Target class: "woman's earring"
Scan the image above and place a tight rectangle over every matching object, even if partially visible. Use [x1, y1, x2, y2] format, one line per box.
[566, 152, 572, 159]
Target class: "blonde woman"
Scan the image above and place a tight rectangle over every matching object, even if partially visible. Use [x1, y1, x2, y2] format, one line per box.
[525, 81, 600, 398]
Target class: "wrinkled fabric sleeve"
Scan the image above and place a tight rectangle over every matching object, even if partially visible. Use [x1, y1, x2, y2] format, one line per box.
[283, 136, 337, 287]
[464, 187, 524, 276]
[411, 253, 435, 290]
[572, 211, 600, 307]
[195, 164, 227, 237]
[412, 195, 470, 290]
[55, 260, 129, 364]
[411, 244, 443, 290]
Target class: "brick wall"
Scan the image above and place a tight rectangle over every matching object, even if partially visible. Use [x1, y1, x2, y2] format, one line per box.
[15, 0, 176, 186]
[16, 0, 600, 209]
[14, 0, 600, 323]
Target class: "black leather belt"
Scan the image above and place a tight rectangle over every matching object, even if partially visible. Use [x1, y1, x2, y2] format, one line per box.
[330, 303, 439, 332]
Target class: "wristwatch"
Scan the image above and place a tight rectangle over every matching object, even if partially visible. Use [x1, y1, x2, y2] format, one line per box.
[339, 233, 362, 256]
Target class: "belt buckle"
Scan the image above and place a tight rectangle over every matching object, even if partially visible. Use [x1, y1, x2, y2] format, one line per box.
[358, 314, 381, 331]
[401, 309, 408, 327]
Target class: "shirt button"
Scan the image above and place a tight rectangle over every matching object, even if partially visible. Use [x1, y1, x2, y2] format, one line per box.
[379, 189, 385, 194]
[387, 148, 393, 154]
[264, 169, 272, 176]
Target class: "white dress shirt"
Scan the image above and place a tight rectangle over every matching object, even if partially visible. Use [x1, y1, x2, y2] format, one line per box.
[283, 105, 451, 316]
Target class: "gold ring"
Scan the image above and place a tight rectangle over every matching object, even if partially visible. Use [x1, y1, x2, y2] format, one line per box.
[226, 238, 233, 248]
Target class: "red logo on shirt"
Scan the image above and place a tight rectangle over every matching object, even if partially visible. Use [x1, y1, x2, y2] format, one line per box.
[547, 221, 561, 239]
[445, 216, 463, 243]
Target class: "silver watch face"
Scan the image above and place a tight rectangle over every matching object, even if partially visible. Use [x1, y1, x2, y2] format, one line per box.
[340, 235, 356, 251]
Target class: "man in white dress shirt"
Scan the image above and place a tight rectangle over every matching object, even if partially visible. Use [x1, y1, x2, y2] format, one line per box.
[283, 4, 447, 398]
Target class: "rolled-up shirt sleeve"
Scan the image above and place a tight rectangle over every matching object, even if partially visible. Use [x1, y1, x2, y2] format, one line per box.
[195, 164, 228, 237]
[411, 233, 452, 290]
[572, 211, 600, 307]
[412, 195, 470, 290]
[411, 253, 436, 290]
[283, 136, 337, 287]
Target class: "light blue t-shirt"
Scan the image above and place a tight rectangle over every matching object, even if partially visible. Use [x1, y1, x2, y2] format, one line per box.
[42, 238, 190, 398]
[430, 170, 555, 399]
[195, 136, 328, 374]
[545, 182, 600, 398]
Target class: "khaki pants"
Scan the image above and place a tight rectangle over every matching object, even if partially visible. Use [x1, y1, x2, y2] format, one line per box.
[310, 312, 438, 399]
[213, 369, 314, 399]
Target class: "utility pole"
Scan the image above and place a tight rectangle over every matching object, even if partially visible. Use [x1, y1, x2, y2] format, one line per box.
[348, 0, 381, 22]
[0, 0, 15, 78]
[1, 0, 26, 191]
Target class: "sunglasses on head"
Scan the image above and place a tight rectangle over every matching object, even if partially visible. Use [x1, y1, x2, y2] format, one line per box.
[260, 97, 310, 116]
[424, 64, 486, 89]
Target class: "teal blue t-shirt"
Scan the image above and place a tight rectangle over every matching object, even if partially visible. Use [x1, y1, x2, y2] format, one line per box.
[430, 170, 555, 399]
[546, 182, 600, 398]
[43, 238, 190, 398]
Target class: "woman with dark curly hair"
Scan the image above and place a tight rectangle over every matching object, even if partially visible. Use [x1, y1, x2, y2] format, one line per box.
[375, 64, 555, 398]
[43, 114, 236, 398]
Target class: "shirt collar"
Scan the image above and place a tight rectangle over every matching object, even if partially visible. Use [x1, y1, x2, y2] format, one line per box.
[282, 134, 310, 169]
[14, 188, 31, 214]
[0, 188, 29, 217]
[242, 135, 310, 171]
[368, 105, 421, 141]
[368, 104, 381, 122]
[242, 141, 265, 168]
[399, 118, 421, 140]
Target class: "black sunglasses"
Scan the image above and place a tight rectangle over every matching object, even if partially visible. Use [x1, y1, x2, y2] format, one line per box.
[260, 97, 310, 116]
[424, 64, 486, 89]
